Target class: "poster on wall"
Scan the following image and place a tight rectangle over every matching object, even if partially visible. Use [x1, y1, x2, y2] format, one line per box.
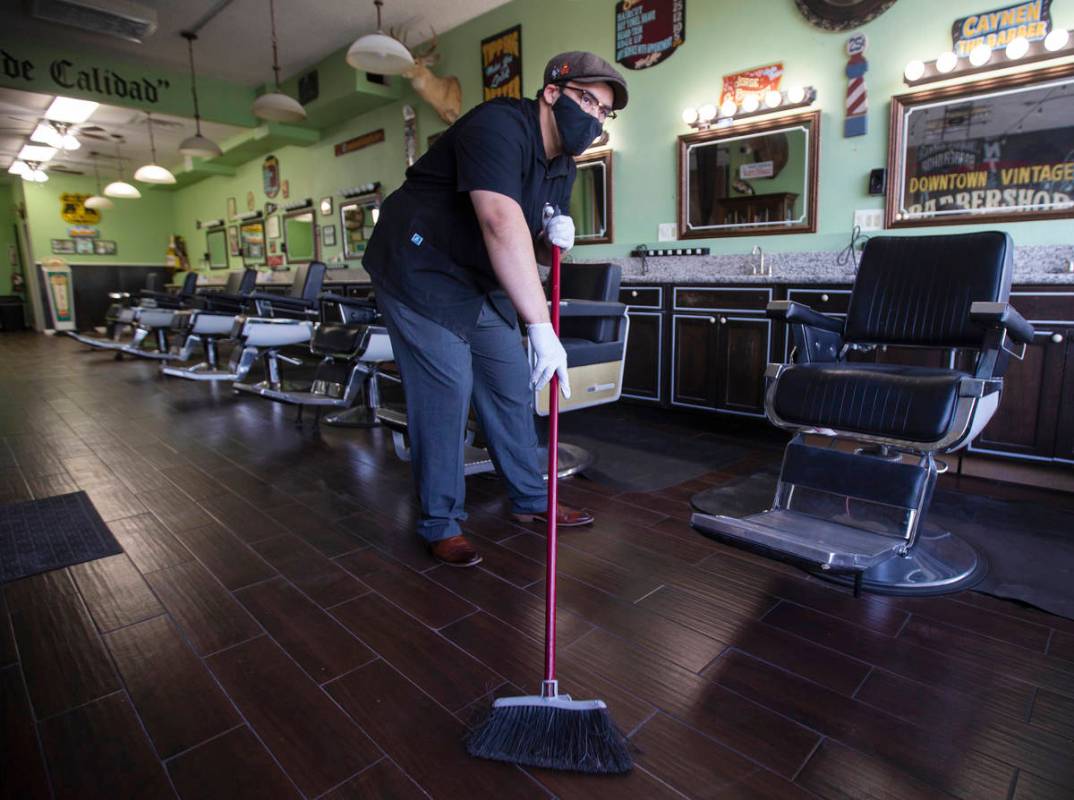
[75, 238, 94, 255]
[720, 63, 783, 107]
[227, 197, 237, 220]
[266, 215, 280, 240]
[60, 193, 100, 225]
[322, 225, 337, 247]
[50, 239, 75, 254]
[615, 0, 685, 70]
[481, 25, 522, 99]
[227, 225, 240, 256]
[951, 0, 1052, 55]
[93, 240, 117, 255]
[263, 155, 280, 198]
[334, 129, 385, 157]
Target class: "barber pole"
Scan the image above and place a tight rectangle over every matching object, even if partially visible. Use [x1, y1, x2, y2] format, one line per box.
[844, 34, 868, 137]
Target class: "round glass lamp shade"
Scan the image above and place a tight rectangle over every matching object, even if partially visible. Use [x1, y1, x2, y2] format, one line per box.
[179, 133, 223, 158]
[252, 92, 307, 122]
[104, 180, 142, 199]
[134, 163, 177, 184]
[84, 194, 114, 210]
[346, 33, 414, 74]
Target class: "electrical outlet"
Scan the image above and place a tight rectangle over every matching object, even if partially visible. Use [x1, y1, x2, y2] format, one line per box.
[853, 208, 883, 232]
[658, 223, 677, 241]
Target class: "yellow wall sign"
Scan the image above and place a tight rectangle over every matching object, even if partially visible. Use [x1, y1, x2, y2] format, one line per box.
[60, 193, 100, 225]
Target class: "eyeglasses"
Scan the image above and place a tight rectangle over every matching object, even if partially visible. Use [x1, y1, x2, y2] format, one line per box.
[561, 84, 617, 122]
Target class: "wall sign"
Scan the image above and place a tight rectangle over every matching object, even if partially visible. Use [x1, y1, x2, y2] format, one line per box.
[952, 0, 1052, 56]
[60, 193, 99, 225]
[93, 240, 117, 255]
[67, 225, 99, 238]
[334, 129, 385, 157]
[40, 263, 75, 330]
[50, 239, 75, 254]
[0, 47, 171, 104]
[844, 34, 869, 138]
[740, 160, 775, 179]
[615, 0, 685, 70]
[262, 155, 280, 199]
[720, 63, 783, 107]
[481, 25, 522, 99]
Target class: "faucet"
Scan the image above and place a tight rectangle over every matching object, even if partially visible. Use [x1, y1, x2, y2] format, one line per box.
[750, 245, 767, 276]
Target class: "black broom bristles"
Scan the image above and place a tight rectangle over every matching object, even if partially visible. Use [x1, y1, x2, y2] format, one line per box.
[466, 702, 633, 774]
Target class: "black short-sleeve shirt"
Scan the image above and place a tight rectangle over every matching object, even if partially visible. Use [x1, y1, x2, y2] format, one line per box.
[362, 98, 575, 339]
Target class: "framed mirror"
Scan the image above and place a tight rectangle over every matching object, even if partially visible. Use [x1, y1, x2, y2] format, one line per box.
[240, 220, 265, 266]
[283, 209, 317, 264]
[570, 148, 613, 244]
[678, 110, 819, 238]
[205, 227, 228, 269]
[887, 64, 1074, 228]
[340, 193, 381, 259]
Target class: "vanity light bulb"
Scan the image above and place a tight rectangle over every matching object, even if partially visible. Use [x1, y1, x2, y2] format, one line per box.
[719, 98, 738, 118]
[969, 43, 992, 66]
[1005, 36, 1029, 59]
[741, 94, 760, 113]
[698, 104, 717, 122]
[935, 52, 959, 73]
[1044, 28, 1070, 51]
[681, 107, 699, 125]
[764, 90, 783, 108]
[904, 60, 926, 81]
[786, 86, 806, 104]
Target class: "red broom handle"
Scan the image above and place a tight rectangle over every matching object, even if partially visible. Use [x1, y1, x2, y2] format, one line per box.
[544, 243, 561, 685]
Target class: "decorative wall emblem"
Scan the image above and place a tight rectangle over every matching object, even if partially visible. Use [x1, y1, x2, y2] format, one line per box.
[844, 34, 869, 137]
[262, 155, 280, 199]
[615, 0, 685, 70]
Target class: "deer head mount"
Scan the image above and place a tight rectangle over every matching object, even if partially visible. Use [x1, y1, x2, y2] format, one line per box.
[387, 27, 462, 125]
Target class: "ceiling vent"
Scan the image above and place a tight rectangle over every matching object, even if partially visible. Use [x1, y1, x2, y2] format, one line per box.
[30, 0, 159, 43]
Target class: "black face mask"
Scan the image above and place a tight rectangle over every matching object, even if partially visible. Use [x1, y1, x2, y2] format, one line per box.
[553, 92, 602, 156]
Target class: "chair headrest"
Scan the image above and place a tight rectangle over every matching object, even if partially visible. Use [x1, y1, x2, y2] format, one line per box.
[289, 261, 327, 301]
[557, 263, 622, 303]
[179, 272, 198, 296]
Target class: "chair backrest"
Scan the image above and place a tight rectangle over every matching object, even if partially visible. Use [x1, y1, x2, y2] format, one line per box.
[226, 268, 257, 295]
[145, 273, 160, 292]
[558, 263, 622, 343]
[289, 261, 327, 301]
[178, 272, 198, 298]
[844, 232, 1013, 348]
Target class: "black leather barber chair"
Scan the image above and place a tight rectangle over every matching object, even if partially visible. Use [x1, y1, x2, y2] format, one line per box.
[691, 232, 1034, 596]
[162, 269, 259, 372]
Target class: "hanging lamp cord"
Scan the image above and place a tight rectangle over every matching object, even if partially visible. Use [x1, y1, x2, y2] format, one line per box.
[183, 33, 204, 135]
[269, 0, 282, 89]
[146, 113, 159, 163]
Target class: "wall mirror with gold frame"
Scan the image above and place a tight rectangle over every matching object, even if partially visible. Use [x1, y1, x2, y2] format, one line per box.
[340, 193, 381, 259]
[205, 227, 228, 269]
[283, 209, 317, 264]
[678, 110, 820, 238]
[570, 148, 613, 244]
[239, 220, 265, 266]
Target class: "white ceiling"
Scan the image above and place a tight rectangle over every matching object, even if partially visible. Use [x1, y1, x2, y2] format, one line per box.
[1, 0, 513, 87]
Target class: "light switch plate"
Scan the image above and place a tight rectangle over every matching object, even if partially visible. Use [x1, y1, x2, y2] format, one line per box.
[658, 223, 677, 241]
[853, 208, 883, 232]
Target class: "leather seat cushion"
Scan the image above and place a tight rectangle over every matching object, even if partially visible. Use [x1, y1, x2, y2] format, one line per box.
[561, 337, 624, 369]
[773, 363, 968, 442]
[312, 324, 369, 357]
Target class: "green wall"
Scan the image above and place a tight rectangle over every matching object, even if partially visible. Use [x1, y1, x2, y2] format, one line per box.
[0, 184, 21, 296]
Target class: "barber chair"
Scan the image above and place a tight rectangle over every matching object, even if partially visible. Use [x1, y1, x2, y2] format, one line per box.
[236, 292, 394, 427]
[691, 232, 1034, 596]
[159, 269, 258, 371]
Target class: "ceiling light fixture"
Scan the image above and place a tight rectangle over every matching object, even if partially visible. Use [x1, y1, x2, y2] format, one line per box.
[935, 51, 959, 73]
[85, 154, 114, 210]
[105, 143, 141, 198]
[31, 121, 80, 151]
[134, 113, 176, 184]
[179, 31, 223, 157]
[252, 0, 307, 122]
[7, 161, 29, 177]
[1044, 28, 1070, 51]
[968, 43, 993, 66]
[18, 144, 57, 163]
[346, 0, 414, 75]
[22, 160, 48, 183]
[44, 96, 98, 124]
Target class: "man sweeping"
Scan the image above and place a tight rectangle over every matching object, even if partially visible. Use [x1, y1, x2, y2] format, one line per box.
[363, 52, 628, 567]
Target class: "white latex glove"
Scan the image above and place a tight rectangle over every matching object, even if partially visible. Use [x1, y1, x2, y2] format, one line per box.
[543, 214, 575, 253]
[527, 322, 571, 399]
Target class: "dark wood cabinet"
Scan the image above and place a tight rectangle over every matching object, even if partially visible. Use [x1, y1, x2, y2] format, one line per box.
[671, 314, 720, 409]
[715, 316, 771, 415]
[1052, 330, 1074, 463]
[622, 310, 662, 402]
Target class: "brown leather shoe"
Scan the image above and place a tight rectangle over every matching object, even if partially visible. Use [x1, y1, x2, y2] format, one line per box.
[511, 504, 594, 527]
[429, 535, 483, 567]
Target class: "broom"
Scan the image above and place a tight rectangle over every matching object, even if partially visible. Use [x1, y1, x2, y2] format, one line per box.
[465, 237, 633, 774]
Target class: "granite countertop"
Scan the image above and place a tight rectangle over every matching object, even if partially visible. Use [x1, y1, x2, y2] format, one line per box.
[175, 266, 372, 288]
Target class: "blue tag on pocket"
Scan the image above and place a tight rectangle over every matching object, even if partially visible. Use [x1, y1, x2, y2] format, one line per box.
[410, 232, 424, 246]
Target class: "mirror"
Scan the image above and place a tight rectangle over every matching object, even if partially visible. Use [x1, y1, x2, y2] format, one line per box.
[240, 220, 265, 266]
[678, 110, 819, 238]
[340, 195, 380, 259]
[888, 65, 1074, 227]
[206, 227, 228, 269]
[570, 149, 613, 244]
[283, 210, 317, 264]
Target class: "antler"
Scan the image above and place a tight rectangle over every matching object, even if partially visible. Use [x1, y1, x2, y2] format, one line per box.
[387, 25, 409, 48]
[413, 27, 438, 58]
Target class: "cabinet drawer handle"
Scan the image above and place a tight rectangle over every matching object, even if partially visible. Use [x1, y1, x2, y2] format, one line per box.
[631, 290, 638, 298]
[1052, 333, 1064, 344]
[820, 293, 830, 302]
[719, 316, 728, 324]
[708, 316, 716, 324]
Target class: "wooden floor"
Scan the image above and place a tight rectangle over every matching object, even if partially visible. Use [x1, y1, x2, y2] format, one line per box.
[2, 331, 1074, 800]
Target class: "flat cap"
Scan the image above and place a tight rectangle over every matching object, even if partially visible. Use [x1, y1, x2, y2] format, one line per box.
[543, 51, 628, 110]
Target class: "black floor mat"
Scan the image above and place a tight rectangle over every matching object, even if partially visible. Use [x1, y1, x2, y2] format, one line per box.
[691, 471, 1074, 620]
[0, 492, 122, 584]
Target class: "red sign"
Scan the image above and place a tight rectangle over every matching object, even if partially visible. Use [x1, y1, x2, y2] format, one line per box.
[615, 0, 686, 71]
[719, 63, 784, 107]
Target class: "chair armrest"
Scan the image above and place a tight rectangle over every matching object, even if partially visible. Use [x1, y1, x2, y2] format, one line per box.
[555, 300, 627, 317]
[970, 302, 1035, 344]
[139, 289, 176, 301]
[246, 292, 314, 310]
[767, 300, 844, 333]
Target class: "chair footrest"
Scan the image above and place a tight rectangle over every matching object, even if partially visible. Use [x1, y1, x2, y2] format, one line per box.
[691, 509, 906, 572]
[375, 406, 408, 432]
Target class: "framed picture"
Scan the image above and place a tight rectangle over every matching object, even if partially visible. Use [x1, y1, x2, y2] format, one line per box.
[93, 240, 117, 255]
[266, 214, 281, 239]
[227, 225, 240, 256]
[264, 202, 278, 216]
[227, 196, 237, 220]
[322, 224, 337, 247]
[246, 190, 255, 211]
[320, 196, 333, 216]
[50, 239, 75, 254]
[481, 25, 522, 100]
[75, 238, 95, 255]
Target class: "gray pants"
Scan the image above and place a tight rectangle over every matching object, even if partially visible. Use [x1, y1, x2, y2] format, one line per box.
[375, 288, 547, 542]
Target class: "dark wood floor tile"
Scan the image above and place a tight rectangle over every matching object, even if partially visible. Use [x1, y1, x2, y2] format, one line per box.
[169, 521, 275, 590]
[68, 553, 165, 632]
[564, 513, 718, 565]
[197, 493, 290, 544]
[336, 510, 438, 570]
[529, 764, 684, 799]
[104, 615, 239, 758]
[885, 596, 1052, 653]
[287, 487, 367, 520]
[139, 488, 217, 533]
[0, 592, 15, 667]
[250, 533, 368, 608]
[0, 665, 51, 799]
[24, 471, 79, 499]
[207, 635, 380, 797]
[325, 658, 547, 799]
[320, 759, 428, 800]
[557, 481, 669, 527]
[708, 649, 1015, 800]
[167, 725, 301, 800]
[0, 466, 32, 504]
[1048, 631, 1073, 662]
[265, 502, 365, 558]
[81, 482, 147, 522]
[107, 513, 193, 574]
[160, 464, 227, 502]
[336, 549, 475, 629]
[8, 571, 119, 719]
[60, 454, 116, 489]
[210, 466, 294, 509]
[236, 576, 375, 682]
[332, 592, 500, 711]
[1030, 689, 1074, 738]
[39, 692, 175, 799]
[796, 738, 960, 800]
[955, 592, 1074, 637]
[457, 510, 534, 545]
[144, 561, 261, 656]
[1013, 771, 1073, 800]
[457, 530, 547, 587]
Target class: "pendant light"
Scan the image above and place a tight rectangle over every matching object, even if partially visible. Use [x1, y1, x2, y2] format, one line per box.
[84, 154, 114, 210]
[104, 143, 141, 198]
[252, 0, 307, 122]
[346, 0, 414, 75]
[179, 32, 223, 157]
[21, 160, 48, 183]
[134, 113, 177, 184]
